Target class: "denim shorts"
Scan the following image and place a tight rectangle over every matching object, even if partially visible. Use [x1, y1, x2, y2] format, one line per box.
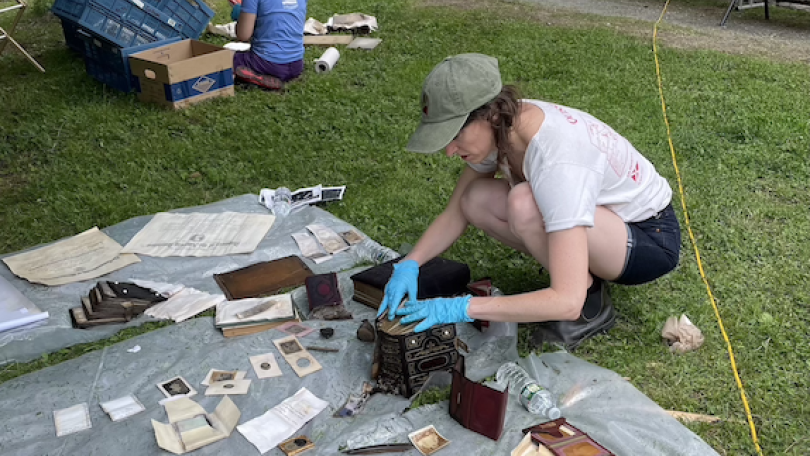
[614, 204, 681, 285]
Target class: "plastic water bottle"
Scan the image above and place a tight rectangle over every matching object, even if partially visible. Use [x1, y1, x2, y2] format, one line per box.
[272, 187, 292, 217]
[354, 238, 399, 264]
[496, 362, 561, 419]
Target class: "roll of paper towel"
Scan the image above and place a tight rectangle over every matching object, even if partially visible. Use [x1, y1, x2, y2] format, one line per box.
[315, 47, 340, 73]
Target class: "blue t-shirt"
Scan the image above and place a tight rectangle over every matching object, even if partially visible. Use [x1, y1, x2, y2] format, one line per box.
[241, 0, 306, 64]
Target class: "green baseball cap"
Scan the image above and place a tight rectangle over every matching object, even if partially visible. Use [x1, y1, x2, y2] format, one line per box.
[406, 54, 503, 153]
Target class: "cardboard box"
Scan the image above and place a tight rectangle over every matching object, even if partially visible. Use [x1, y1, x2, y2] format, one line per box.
[151, 396, 240, 454]
[129, 40, 234, 109]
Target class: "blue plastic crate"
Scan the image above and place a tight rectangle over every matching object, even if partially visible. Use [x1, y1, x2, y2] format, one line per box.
[53, 0, 181, 48]
[53, 0, 212, 47]
[80, 35, 182, 92]
[154, 0, 213, 41]
[59, 19, 86, 53]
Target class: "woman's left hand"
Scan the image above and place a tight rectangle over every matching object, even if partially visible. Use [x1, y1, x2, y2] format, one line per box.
[394, 296, 474, 332]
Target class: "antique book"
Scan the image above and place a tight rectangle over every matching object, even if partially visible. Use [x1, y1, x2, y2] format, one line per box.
[71, 281, 165, 328]
[215, 294, 295, 329]
[373, 316, 459, 397]
[214, 256, 313, 300]
[350, 257, 471, 309]
[449, 356, 508, 441]
[221, 317, 300, 338]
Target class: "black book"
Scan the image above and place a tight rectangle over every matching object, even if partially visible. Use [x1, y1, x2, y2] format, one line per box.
[350, 257, 471, 309]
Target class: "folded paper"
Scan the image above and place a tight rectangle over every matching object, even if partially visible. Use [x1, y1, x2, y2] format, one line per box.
[662, 314, 704, 354]
[236, 388, 328, 454]
[151, 396, 240, 454]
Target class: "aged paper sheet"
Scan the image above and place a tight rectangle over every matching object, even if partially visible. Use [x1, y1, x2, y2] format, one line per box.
[121, 212, 275, 257]
[2, 227, 140, 286]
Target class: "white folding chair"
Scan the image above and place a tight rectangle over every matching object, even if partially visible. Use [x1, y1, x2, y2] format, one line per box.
[0, 0, 45, 72]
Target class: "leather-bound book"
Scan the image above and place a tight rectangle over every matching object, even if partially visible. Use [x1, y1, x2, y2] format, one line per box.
[350, 257, 471, 309]
[214, 255, 314, 300]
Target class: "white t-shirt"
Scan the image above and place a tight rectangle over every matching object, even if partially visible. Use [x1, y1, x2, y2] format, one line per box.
[469, 100, 672, 232]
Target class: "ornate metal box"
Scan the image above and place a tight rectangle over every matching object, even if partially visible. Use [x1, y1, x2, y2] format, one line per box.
[373, 318, 459, 397]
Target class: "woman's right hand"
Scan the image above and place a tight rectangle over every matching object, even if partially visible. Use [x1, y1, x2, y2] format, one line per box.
[228, 0, 241, 6]
[378, 260, 420, 320]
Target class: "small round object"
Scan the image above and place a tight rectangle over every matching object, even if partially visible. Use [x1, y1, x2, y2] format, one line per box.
[320, 327, 335, 339]
[223, 383, 234, 389]
[294, 438, 308, 447]
[260, 362, 271, 370]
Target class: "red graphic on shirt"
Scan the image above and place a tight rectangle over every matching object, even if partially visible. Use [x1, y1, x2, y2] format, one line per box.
[628, 161, 642, 184]
[585, 119, 630, 177]
[553, 105, 578, 124]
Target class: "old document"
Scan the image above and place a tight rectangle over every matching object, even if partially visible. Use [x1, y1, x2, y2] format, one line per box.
[2, 227, 140, 286]
[122, 212, 275, 257]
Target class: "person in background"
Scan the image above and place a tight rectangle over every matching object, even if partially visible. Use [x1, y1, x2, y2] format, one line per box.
[378, 53, 681, 350]
[229, 0, 307, 90]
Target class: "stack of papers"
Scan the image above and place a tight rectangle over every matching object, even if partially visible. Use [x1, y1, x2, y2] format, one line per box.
[0, 275, 48, 334]
[214, 294, 299, 337]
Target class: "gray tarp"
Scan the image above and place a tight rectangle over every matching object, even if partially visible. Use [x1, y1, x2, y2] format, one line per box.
[0, 194, 379, 365]
[0, 315, 719, 456]
[0, 195, 720, 455]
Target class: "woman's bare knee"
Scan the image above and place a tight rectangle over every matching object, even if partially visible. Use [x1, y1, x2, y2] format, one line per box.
[460, 179, 509, 227]
[507, 184, 544, 238]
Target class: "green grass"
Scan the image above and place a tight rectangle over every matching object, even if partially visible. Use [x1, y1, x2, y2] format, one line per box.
[2, 0, 810, 454]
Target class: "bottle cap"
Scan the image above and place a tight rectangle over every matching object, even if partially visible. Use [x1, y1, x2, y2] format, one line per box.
[548, 407, 562, 420]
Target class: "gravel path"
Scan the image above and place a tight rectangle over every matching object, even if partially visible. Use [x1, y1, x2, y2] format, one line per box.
[515, 0, 810, 63]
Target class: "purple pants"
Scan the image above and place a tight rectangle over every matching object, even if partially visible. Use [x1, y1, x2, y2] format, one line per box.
[233, 51, 304, 82]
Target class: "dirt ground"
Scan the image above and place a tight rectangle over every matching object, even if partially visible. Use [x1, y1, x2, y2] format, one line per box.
[424, 0, 810, 64]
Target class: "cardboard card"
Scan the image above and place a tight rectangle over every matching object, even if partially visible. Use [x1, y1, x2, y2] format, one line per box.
[205, 379, 252, 396]
[249, 353, 283, 378]
[277, 321, 315, 337]
[200, 369, 246, 386]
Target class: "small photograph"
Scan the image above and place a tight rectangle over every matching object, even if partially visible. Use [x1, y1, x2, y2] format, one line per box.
[339, 229, 364, 245]
[277, 322, 315, 337]
[157, 376, 196, 398]
[279, 340, 303, 354]
[408, 425, 450, 456]
[210, 370, 237, 383]
[175, 414, 210, 433]
[279, 435, 315, 455]
[320, 185, 346, 202]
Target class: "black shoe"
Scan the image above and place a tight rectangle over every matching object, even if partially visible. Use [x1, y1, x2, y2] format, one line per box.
[531, 278, 617, 351]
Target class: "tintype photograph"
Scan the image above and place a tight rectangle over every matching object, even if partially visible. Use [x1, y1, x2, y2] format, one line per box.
[279, 340, 303, 354]
[157, 376, 194, 398]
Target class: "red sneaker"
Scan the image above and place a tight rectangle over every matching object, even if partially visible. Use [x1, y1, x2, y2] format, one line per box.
[234, 66, 284, 91]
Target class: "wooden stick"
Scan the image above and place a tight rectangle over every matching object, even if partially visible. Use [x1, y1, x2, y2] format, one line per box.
[666, 410, 723, 423]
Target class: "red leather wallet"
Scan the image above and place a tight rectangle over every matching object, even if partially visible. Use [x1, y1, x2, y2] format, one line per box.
[305, 273, 342, 311]
[449, 356, 508, 441]
[466, 278, 492, 331]
[522, 418, 614, 456]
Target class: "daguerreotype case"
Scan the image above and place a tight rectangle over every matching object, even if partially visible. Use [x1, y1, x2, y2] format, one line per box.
[373, 317, 459, 397]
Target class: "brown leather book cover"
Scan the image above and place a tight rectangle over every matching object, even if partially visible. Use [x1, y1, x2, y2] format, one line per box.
[449, 356, 508, 441]
[523, 418, 615, 456]
[214, 255, 314, 300]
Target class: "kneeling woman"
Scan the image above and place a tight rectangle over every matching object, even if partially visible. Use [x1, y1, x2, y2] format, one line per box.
[231, 0, 307, 90]
[378, 54, 681, 349]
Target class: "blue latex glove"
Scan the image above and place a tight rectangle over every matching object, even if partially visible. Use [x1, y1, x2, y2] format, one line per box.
[231, 4, 241, 22]
[378, 260, 419, 320]
[394, 296, 474, 333]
